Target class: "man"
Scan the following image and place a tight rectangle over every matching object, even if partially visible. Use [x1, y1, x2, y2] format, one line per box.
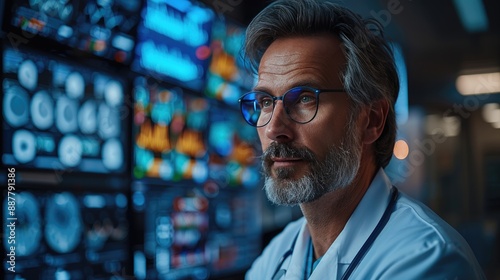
[239, 0, 485, 279]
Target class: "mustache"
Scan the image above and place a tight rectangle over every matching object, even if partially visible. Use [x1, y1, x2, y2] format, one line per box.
[261, 142, 316, 162]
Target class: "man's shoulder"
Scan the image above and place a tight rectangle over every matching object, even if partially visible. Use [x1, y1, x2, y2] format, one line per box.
[377, 192, 482, 268]
[390, 193, 465, 246]
[357, 192, 485, 279]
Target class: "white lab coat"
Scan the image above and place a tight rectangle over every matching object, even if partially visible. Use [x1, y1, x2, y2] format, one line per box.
[246, 169, 485, 279]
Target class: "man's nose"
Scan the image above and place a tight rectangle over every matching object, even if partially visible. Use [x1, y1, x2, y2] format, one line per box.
[263, 101, 294, 142]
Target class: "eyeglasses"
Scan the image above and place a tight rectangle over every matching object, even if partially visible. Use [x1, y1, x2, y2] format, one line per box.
[238, 86, 345, 127]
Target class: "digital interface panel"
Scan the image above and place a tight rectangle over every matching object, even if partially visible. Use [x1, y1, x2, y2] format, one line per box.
[132, 0, 214, 92]
[2, 45, 128, 174]
[6, 0, 141, 64]
[133, 76, 209, 183]
[2, 189, 130, 279]
[205, 19, 256, 105]
[131, 182, 261, 279]
[207, 189, 261, 277]
[208, 103, 261, 189]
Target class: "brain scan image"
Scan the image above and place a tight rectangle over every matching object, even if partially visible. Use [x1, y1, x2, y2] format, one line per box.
[31, 91, 55, 130]
[2, 45, 128, 174]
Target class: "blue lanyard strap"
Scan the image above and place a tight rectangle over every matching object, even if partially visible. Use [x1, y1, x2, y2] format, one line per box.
[271, 231, 300, 280]
[340, 186, 399, 280]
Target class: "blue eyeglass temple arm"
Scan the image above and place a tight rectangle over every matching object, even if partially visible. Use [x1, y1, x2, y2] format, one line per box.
[315, 89, 345, 93]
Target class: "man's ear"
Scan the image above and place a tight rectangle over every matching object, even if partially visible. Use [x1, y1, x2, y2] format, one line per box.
[362, 99, 389, 145]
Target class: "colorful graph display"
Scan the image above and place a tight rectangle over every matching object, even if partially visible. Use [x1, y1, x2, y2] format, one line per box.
[133, 76, 210, 183]
[208, 104, 261, 189]
[205, 19, 256, 105]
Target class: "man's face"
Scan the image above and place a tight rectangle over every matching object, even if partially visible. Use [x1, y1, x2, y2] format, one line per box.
[255, 35, 362, 205]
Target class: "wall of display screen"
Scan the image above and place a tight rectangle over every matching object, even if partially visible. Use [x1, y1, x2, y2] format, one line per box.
[1, 0, 261, 279]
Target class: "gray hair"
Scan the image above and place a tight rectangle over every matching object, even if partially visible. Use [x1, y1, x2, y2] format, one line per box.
[244, 0, 399, 168]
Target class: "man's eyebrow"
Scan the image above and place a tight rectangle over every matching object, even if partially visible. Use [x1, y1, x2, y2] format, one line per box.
[252, 85, 271, 93]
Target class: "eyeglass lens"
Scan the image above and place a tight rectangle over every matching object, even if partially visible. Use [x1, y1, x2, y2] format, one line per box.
[240, 87, 319, 127]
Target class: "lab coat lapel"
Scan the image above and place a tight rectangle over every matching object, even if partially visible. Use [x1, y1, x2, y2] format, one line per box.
[309, 169, 393, 279]
[283, 221, 310, 279]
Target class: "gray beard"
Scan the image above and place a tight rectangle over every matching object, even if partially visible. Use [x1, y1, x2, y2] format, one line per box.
[262, 126, 361, 206]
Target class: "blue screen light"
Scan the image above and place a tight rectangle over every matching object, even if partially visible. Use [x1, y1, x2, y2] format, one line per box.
[133, 0, 214, 92]
[140, 41, 201, 82]
[453, 0, 489, 33]
[143, 6, 209, 47]
[392, 43, 409, 125]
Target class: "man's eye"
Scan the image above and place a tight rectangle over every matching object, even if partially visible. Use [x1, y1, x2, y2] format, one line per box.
[299, 94, 315, 104]
[261, 98, 273, 108]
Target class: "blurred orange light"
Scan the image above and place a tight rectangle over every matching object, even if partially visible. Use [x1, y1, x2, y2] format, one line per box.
[394, 140, 409, 160]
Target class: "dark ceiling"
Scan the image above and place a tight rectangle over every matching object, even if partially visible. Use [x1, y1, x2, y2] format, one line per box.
[202, 0, 500, 106]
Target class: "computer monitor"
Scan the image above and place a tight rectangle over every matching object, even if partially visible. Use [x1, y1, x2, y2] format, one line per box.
[131, 182, 261, 279]
[2, 188, 130, 279]
[3, 0, 142, 64]
[132, 0, 214, 92]
[1, 44, 129, 175]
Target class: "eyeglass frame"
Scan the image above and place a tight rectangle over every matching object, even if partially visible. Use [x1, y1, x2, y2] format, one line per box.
[238, 86, 346, 127]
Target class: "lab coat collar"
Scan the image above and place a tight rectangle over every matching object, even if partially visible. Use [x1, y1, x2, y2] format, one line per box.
[291, 168, 393, 280]
[337, 168, 393, 264]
